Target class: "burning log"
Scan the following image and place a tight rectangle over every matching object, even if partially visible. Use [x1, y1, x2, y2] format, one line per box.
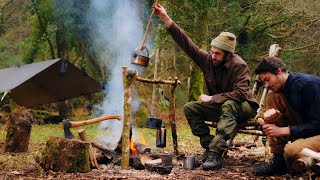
[78, 129, 117, 160]
[96, 153, 113, 165]
[135, 143, 151, 154]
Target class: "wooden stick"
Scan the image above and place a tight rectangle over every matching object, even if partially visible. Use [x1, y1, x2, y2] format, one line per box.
[139, 0, 159, 50]
[136, 76, 181, 85]
[169, 77, 179, 155]
[78, 129, 87, 141]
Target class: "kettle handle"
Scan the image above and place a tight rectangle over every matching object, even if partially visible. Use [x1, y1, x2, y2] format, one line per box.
[134, 45, 149, 57]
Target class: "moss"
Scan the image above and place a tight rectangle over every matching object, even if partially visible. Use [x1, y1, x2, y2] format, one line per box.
[40, 137, 91, 173]
[64, 142, 90, 173]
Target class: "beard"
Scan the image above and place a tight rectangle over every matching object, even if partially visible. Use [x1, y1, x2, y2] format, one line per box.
[212, 57, 228, 67]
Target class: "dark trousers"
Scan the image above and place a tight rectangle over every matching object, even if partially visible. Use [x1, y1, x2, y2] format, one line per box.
[184, 100, 256, 155]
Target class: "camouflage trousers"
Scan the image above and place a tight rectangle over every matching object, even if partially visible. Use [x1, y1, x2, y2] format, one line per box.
[184, 100, 256, 155]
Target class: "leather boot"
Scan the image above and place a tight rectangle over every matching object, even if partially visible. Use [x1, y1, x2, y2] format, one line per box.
[195, 149, 209, 167]
[254, 153, 288, 176]
[202, 151, 222, 170]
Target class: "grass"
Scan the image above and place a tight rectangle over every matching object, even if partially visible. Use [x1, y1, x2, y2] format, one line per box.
[0, 118, 257, 156]
[0, 119, 202, 155]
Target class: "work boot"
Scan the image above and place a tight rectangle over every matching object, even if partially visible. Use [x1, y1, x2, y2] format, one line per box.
[195, 149, 209, 167]
[202, 151, 222, 170]
[254, 154, 288, 176]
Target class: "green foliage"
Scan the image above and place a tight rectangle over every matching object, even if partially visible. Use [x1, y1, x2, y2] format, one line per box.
[135, 104, 149, 128]
[0, 0, 319, 121]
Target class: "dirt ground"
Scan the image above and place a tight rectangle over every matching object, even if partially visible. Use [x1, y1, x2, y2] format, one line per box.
[0, 139, 314, 180]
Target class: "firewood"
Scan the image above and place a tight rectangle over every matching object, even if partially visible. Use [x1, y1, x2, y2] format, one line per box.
[139, 154, 154, 166]
[95, 153, 113, 164]
[91, 142, 117, 157]
[129, 155, 145, 170]
[144, 158, 162, 166]
[135, 143, 151, 154]
[301, 148, 320, 161]
[292, 157, 314, 172]
[312, 162, 320, 174]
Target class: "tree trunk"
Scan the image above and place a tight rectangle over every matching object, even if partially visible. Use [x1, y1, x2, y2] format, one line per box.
[31, 0, 55, 59]
[4, 108, 33, 153]
[40, 136, 91, 173]
[188, 11, 208, 101]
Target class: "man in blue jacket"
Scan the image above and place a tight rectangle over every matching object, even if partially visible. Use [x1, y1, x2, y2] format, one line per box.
[254, 56, 320, 176]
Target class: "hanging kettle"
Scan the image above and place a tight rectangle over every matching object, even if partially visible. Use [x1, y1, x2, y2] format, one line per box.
[131, 45, 150, 67]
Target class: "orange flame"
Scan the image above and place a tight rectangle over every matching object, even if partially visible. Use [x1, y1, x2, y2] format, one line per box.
[130, 140, 137, 155]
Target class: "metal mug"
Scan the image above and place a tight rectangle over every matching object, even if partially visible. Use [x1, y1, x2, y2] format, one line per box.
[161, 153, 172, 167]
[183, 155, 195, 170]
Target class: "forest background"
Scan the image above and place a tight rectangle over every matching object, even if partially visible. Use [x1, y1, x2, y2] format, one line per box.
[0, 0, 319, 127]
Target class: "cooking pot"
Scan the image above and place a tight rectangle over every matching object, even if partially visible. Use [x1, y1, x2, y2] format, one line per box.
[146, 117, 162, 129]
[131, 46, 150, 67]
[161, 153, 172, 167]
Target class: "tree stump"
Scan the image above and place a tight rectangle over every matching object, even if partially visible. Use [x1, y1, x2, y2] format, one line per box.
[4, 108, 33, 153]
[40, 136, 91, 173]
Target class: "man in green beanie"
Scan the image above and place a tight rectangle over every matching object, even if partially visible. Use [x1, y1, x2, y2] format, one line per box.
[154, 4, 259, 170]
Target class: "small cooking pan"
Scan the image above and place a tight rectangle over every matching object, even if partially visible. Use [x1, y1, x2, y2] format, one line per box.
[131, 46, 150, 67]
[146, 117, 162, 129]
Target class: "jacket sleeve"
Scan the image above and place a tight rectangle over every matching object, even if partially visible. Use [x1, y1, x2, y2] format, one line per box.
[289, 83, 320, 139]
[213, 64, 251, 103]
[167, 21, 208, 68]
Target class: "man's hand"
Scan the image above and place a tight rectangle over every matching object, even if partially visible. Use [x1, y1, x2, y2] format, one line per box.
[153, 4, 172, 27]
[198, 94, 213, 104]
[262, 124, 290, 137]
[263, 108, 281, 123]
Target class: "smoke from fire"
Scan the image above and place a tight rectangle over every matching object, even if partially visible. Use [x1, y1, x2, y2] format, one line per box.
[88, 0, 148, 149]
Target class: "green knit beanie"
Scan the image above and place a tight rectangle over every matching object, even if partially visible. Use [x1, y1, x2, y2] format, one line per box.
[210, 32, 236, 53]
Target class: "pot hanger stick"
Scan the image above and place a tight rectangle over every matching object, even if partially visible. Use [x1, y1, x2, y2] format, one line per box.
[139, 0, 159, 50]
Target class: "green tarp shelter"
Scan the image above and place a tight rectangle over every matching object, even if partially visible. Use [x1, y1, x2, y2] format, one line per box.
[0, 58, 102, 107]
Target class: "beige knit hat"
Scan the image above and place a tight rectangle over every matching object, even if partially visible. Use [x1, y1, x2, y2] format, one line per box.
[210, 32, 237, 53]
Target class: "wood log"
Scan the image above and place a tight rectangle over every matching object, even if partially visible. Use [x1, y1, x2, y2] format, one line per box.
[130, 155, 145, 170]
[78, 129, 99, 169]
[40, 136, 91, 173]
[91, 142, 117, 157]
[144, 158, 162, 166]
[95, 153, 113, 165]
[301, 148, 320, 161]
[4, 108, 33, 153]
[292, 157, 314, 172]
[135, 143, 151, 154]
[312, 162, 320, 174]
